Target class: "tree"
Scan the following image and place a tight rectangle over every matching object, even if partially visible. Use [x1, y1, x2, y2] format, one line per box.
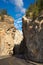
[0, 9, 7, 15]
[26, 0, 43, 19]
[0, 9, 7, 20]
[37, 0, 43, 11]
[1, 9, 7, 15]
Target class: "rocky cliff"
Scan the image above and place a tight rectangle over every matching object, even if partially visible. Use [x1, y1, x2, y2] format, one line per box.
[0, 15, 23, 56]
[22, 12, 43, 62]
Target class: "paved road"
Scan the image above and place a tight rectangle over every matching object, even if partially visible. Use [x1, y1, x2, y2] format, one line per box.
[0, 56, 43, 65]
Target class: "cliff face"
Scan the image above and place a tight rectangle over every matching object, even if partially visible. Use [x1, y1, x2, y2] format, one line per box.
[0, 15, 23, 56]
[22, 13, 43, 62]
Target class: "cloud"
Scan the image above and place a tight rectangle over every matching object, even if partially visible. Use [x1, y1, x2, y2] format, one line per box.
[15, 18, 22, 23]
[15, 14, 22, 19]
[14, 0, 23, 8]
[20, 7, 26, 14]
[14, 0, 26, 14]
[3, 0, 26, 14]
[3, 0, 25, 31]
[14, 17, 22, 30]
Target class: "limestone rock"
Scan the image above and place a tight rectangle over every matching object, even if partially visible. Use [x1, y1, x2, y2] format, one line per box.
[0, 15, 23, 56]
[14, 30, 23, 45]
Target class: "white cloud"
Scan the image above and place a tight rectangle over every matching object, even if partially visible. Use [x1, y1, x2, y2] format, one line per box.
[3, 0, 25, 31]
[21, 7, 26, 14]
[3, 0, 26, 14]
[15, 14, 21, 18]
[14, 0, 23, 8]
[14, 17, 22, 30]
[14, 0, 26, 14]
[15, 18, 22, 23]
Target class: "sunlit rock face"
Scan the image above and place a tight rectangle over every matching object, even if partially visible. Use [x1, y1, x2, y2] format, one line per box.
[0, 15, 23, 56]
[22, 14, 43, 62]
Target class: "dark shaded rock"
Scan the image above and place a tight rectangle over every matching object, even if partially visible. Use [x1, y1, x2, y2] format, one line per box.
[22, 15, 43, 63]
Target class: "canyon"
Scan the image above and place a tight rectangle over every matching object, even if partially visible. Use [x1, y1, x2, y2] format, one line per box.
[0, 11, 43, 65]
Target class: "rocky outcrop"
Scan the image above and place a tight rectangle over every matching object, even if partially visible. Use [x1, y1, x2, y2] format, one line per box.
[22, 13, 43, 63]
[0, 15, 23, 56]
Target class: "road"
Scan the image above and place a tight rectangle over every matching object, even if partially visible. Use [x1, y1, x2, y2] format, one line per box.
[0, 56, 43, 65]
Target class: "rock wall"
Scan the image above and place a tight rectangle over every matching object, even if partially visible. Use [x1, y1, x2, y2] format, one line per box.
[0, 15, 23, 56]
[22, 14, 43, 62]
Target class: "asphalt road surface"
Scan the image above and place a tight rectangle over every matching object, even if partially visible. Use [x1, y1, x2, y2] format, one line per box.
[0, 56, 43, 65]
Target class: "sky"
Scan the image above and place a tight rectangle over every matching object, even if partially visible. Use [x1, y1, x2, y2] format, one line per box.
[0, 0, 35, 31]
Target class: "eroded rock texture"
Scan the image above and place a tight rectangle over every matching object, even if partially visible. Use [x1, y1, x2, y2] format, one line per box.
[22, 13, 43, 63]
[0, 15, 23, 56]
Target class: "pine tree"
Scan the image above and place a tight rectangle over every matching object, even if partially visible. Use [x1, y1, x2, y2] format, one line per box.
[36, 0, 43, 11]
[26, 0, 43, 19]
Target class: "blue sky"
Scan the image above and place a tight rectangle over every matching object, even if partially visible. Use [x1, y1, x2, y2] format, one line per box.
[0, 0, 35, 31]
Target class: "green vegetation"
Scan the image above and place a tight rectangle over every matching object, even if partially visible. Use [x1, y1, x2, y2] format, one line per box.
[26, 0, 43, 19]
[0, 9, 7, 20]
[0, 9, 8, 20]
[0, 9, 7, 15]
[37, 0, 43, 11]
